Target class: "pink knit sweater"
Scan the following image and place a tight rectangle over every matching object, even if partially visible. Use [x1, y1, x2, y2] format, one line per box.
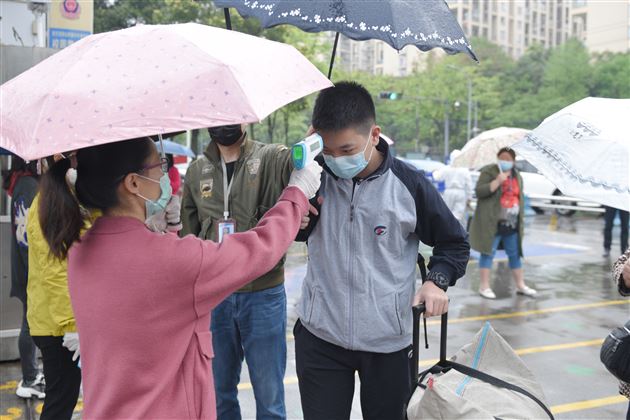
[68, 187, 307, 419]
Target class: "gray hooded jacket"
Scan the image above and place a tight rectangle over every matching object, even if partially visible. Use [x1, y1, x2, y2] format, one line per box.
[296, 139, 470, 353]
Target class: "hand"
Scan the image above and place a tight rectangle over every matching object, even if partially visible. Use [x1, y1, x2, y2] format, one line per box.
[413, 282, 449, 317]
[63, 332, 80, 361]
[288, 162, 323, 199]
[496, 171, 510, 183]
[305, 125, 316, 137]
[165, 196, 183, 232]
[623, 260, 630, 289]
[145, 210, 168, 233]
[300, 197, 324, 230]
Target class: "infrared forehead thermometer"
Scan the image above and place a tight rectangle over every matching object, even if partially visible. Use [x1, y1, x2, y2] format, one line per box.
[292, 133, 323, 170]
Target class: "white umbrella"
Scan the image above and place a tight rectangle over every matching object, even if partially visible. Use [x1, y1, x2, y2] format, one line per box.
[451, 127, 530, 169]
[512, 97, 630, 211]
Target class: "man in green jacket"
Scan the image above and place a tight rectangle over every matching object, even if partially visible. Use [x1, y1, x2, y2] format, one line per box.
[181, 124, 293, 419]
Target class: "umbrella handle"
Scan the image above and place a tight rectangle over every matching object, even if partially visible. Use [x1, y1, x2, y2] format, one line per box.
[328, 33, 340, 80]
[224, 8, 232, 30]
[157, 133, 165, 159]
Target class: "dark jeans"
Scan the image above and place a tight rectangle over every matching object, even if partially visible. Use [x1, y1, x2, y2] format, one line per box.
[32, 336, 81, 420]
[294, 319, 411, 420]
[604, 207, 629, 253]
[18, 299, 38, 383]
[211, 284, 287, 420]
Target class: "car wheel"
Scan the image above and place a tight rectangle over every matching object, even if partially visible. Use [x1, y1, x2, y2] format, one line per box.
[553, 189, 576, 217]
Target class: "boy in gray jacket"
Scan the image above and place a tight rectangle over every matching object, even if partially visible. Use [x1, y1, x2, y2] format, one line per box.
[295, 82, 470, 420]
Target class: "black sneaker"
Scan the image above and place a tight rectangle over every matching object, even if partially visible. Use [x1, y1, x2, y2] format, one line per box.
[603, 249, 611, 258]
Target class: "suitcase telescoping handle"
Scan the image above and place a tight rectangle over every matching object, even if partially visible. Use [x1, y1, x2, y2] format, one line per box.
[411, 304, 448, 387]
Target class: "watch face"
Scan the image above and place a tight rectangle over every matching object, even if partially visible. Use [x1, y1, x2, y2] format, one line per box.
[429, 272, 449, 289]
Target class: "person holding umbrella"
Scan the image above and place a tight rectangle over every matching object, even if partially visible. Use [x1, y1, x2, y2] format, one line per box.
[470, 147, 537, 299]
[39, 137, 321, 419]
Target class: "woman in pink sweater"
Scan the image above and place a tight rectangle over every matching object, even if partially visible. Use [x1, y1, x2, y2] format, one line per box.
[40, 137, 321, 419]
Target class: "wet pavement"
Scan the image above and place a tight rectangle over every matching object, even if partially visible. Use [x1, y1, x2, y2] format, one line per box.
[1, 213, 629, 419]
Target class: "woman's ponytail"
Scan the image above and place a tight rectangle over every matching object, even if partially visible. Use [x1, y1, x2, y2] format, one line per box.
[39, 158, 85, 260]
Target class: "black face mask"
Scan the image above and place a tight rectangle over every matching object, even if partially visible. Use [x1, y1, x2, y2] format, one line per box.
[208, 125, 244, 146]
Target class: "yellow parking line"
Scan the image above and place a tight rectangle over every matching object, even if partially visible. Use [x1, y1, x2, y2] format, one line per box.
[425, 299, 629, 326]
[551, 395, 627, 414]
[417, 338, 604, 367]
[0, 381, 17, 391]
[286, 300, 629, 340]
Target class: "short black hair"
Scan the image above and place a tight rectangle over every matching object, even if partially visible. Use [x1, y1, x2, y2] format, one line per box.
[312, 81, 375, 134]
[497, 146, 516, 159]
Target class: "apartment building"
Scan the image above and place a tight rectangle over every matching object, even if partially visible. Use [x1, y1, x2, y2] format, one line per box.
[446, 0, 574, 58]
[335, 35, 434, 77]
[572, 0, 630, 53]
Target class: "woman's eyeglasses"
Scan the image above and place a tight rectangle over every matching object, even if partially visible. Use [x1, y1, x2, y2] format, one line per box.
[140, 157, 168, 174]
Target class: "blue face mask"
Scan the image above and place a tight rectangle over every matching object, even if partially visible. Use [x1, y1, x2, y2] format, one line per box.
[136, 173, 172, 218]
[323, 134, 374, 179]
[498, 160, 514, 172]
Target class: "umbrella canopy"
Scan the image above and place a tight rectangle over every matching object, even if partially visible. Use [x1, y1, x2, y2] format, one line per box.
[160, 140, 196, 158]
[451, 127, 530, 169]
[513, 97, 630, 211]
[1, 23, 331, 160]
[215, 0, 477, 77]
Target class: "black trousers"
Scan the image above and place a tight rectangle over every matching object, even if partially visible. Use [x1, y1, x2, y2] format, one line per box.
[294, 319, 411, 420]
[604, 207, 629, 253]
[32, 336, 81, 420]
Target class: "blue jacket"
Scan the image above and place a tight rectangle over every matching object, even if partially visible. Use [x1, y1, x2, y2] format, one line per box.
[297, 139, 470, 353]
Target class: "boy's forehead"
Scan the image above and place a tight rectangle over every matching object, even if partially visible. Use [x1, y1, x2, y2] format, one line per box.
[320, 127, 367, 144]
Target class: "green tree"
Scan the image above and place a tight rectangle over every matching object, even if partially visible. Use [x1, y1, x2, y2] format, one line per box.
[590, 52, 630, 98]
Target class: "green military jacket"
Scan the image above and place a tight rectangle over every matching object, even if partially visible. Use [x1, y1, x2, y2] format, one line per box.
[469, 163, 525, 257]
[181, 139, 293, 292]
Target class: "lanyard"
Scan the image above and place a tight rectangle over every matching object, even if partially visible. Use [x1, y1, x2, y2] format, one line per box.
[220, 158, 234, 220]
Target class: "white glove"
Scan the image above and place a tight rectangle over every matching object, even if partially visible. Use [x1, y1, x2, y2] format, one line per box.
[63, 332, 80, 361]
[165, 195, 183, 232]
[145, 210, 168, 233]
[288, 162, 322, 199]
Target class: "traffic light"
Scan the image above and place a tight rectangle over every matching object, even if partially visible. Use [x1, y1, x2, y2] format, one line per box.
[379, 91, 402, 100]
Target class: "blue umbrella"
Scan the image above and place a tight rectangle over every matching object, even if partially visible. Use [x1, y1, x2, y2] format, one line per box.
[215, 0, 477, 78]
[160, 140, 196, 158]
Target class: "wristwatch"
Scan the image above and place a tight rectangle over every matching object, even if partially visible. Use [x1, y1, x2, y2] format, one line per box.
[426, 271, 450, 292]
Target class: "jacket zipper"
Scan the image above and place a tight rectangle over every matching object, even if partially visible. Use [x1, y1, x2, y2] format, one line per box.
[348, 180, 362, 349]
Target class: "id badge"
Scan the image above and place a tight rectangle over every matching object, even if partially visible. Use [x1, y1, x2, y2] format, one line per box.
[217, 219, 236, 243]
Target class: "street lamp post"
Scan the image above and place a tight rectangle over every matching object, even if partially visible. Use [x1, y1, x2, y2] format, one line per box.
[447, 64, 473, 143]
[466, 77, 472, 142]
[444, 100, 461, 161]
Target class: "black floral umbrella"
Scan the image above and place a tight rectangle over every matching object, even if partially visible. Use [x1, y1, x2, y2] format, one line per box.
[215, 0, 477, 78]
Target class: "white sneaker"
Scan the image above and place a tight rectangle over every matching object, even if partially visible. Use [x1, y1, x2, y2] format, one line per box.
[16, 378, 45, 399]
[479, 288, 496, 299]
[516, 285, 537, 296]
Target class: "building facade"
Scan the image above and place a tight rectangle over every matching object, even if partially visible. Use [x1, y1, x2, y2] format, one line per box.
[446, 0, 574, 58]
[572, 0, 630, 54]
[335, 35, 434, 77]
